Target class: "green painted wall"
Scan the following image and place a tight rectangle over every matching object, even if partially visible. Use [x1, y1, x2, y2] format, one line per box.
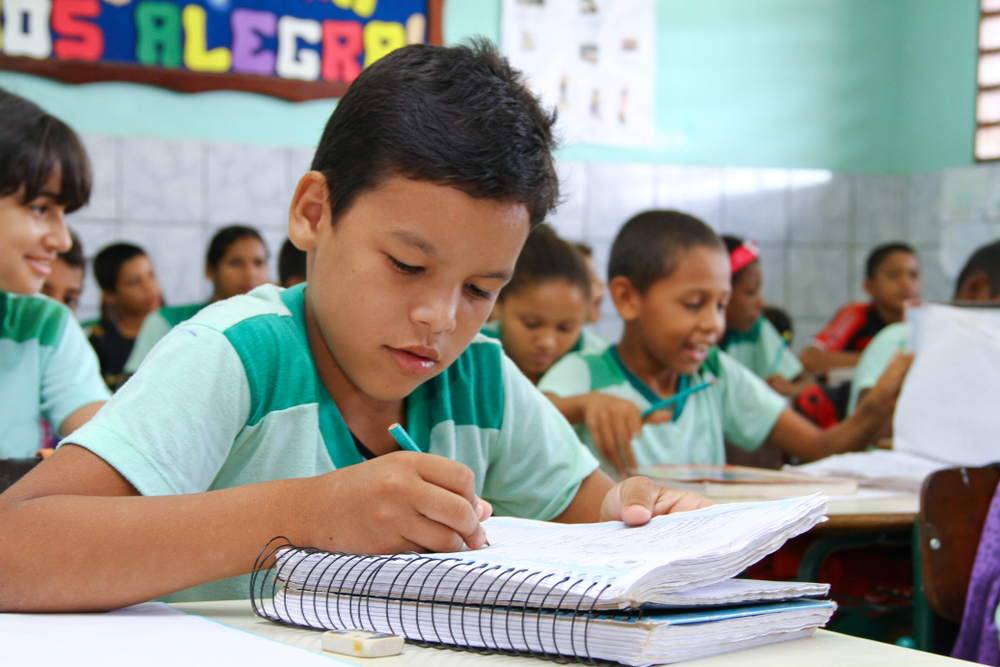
[0, 0, 981, 173]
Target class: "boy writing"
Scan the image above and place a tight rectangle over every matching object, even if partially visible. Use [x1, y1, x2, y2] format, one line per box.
[0, 89, 109, 459]
[539, 210, 911, 475]
[0, 44, 707, 613]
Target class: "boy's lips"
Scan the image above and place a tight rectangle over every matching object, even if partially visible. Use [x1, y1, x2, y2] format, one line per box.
[386, 345, 440, 376]
[682, 345, 709, 362]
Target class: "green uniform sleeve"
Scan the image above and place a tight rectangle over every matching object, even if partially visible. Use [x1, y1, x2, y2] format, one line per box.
[40, 313, 111, 434]
[537, 352, 593, 397]
[65, 321, 252, 496]
[759, 319, 803, 380]
[717, 351, 787, 452]
[123, 310, 172, 374]
[847, 322, 909, 415]
[484, 354, 599, 520]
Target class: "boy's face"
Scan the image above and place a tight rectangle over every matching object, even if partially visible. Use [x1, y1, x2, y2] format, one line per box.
[622, 246, 730, 376]
[865, 251, 921, 315]
[495, 279, 589, 383]
[40, 257, 84, 314]
[726, 260, 765, 333]
[207, 236, 270, 301]
[0, 172, 72, 295]
[298, 174, 530, 402]
[107, 254, 162, 317]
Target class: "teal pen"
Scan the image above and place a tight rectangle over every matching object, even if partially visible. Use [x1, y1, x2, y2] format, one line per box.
[388, 423, 421, 453]
[640, 380, 715, 418]
[388, 422, 490, 547]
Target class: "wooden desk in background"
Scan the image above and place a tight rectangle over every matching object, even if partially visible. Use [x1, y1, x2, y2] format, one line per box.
[170, 600, 968, 666]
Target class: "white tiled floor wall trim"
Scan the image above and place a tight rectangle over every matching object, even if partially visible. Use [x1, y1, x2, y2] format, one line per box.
[69, 134, 996, 353]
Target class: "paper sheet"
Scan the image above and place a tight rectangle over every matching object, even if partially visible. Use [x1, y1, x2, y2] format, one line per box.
[0, 602, 344, 667]
[894, 303, 1000, 467]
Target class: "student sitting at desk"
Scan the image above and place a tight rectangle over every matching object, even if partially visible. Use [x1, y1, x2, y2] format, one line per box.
[538, 210, 912, 476]
[0, 43, 709, 613]
[123, 224, 270, 373]
[0, 89, 110, 459]
[481, 225, 604, 384]
[39, 229, 85, 314]
[719, 235, 807, 397]
[848, 239, 1000, 418]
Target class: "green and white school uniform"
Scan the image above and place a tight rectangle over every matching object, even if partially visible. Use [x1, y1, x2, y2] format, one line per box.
[480, 320, 608, 355]
[538, 346, 786, 473]
[123, 302, 208, 374]
[847, 322, 909, 416]
[67, 283, 598, 603]
[0, 292, 110, 457]
[719, 317, 802, 381]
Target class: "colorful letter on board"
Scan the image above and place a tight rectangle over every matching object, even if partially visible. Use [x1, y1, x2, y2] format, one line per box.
[135, 1, 182, 68]
[230, 8, 276, 76]
[321, 20, 362, 83]
[363, 20, 405, 67]
[52, 0, 103, 61]
[2, 0, 53, 59]
[182, 4, 231, 72]
[276, 15, 321, 81]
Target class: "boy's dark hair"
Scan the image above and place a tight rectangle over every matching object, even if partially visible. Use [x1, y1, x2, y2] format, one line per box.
[311, 40, 558, 228]
[206, 225, 266, 269]
[278, 238, 307, 285]
[956, 240, 1000, 298]
[59, 229, 86, 270]
[94, 243, 147, 293]
[763, 306, 794, 343]
[608, 210, 724, 293]
[499, 225, 591, 302]
[0, 87, 91, 213]
[865, 242, 917, 280]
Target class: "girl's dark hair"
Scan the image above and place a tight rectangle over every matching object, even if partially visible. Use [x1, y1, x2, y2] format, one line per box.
[311, 40, 559, 228]
[278, 238, 307, 285]
[206, 225, 266, 269]
[609, 210, 724, 293]
[498, 225, 591, 302]
[0, 87, 91, 213]
[93, 243, 147, 292]
[956, 240, 1000, 298]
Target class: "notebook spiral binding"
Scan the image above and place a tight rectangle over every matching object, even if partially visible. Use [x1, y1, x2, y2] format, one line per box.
[251, 537, 635, 665]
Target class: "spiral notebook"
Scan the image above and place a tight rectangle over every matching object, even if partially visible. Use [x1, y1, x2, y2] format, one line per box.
[252, 496, 834, 665]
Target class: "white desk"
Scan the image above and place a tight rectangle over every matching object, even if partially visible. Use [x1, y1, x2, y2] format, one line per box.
[170, 600, 967, 666]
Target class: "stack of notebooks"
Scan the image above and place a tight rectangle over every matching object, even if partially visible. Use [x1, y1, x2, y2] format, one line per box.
[253, 495, 835, 666]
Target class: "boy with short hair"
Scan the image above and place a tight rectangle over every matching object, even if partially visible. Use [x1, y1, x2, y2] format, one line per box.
[799, 242, 921, 373]
[40, 229, 85, 314]
[87, 243, 163, 389]
[0, 43, 707, 613]
[539, 210, 911, 475]
[848, 240, 1000, 416]
[0, 88, 110, 458]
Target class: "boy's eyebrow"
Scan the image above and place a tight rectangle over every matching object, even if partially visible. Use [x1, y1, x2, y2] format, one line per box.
[391, 229, 511, 281]
[31, 190, 60, 202]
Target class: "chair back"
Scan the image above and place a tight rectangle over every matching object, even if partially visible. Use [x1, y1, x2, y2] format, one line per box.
[918, 464, 1000, 622]
[0, 458, 41, 494]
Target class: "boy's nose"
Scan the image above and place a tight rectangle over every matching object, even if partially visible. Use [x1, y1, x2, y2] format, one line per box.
[413, 290, 458, 334]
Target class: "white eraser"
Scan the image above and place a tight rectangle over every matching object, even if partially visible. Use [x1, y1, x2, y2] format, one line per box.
[321, 629, 405, 658]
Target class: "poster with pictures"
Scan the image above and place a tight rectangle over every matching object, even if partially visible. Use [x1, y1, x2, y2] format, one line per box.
[502, 0, 655, 146]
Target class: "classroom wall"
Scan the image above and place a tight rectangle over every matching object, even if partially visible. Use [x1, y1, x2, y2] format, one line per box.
[69, 132, 989, 352]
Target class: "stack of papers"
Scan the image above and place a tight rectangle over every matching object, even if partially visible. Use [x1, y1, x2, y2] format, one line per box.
[259, 496, 835, 665]
[639, 464, 859, 498]
[788, 450, 948, 493]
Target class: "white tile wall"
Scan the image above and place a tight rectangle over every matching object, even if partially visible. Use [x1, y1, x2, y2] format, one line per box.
[65, 133, 1000, 346]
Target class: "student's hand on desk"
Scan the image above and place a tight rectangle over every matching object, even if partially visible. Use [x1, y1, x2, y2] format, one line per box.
[600, 476, 713, 526]
[583, 393, 672, 476]
[298, 452, 492, 555]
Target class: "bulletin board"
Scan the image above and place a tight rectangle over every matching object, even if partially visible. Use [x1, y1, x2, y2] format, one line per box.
[0, 0, 443, 101]
[501, 0, 655, 147]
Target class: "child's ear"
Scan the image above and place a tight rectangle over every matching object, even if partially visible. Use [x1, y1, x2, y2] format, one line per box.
[863, 277, 875, 300]
[288, 171, 331, 252]
[609, 276, 642, 321]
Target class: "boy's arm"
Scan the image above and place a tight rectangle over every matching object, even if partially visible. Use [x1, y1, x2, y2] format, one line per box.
[554, 469, 712, 525]
[765, 352, 912, 461]
[0, 444, 489, 612]
[59, 401, 105, 436]
[799, 346, 862, 373]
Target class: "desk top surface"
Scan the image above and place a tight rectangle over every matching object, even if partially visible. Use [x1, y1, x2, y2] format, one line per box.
[715, 490, 919, 531]
[170, 600, 966, 667]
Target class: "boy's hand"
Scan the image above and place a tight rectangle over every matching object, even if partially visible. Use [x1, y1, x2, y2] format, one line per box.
[861, 352, 914, 417]
[583, 393, 672, 476]
[297, 452, 492, 555]
[600, 476, 713, 525]
[766, 375, 797, 397]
